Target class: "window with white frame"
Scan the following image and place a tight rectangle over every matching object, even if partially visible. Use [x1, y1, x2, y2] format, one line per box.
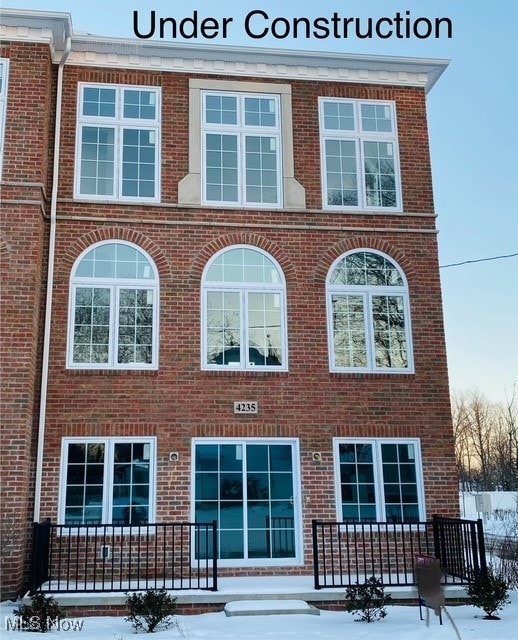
[202, 92, 282, 206]
[59, 437, 156, 526]
[334, 438, 424, 524]
[202, 246, 287, 371]
[193, 439, 301, 564]
[67, 241, 159, 369]
[0, 59, 9, 177]
[75, 84, 160, 201]
[327, 250, 413, 373]
[320, 98, 401, 211]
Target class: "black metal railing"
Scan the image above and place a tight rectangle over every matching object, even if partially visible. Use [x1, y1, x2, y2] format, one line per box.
[266, 516, 295, 558]
[31, 521, 218, 594]
[312, 517, 486, 589]
[31, 519, 52, 594]
[433, 515, 487, 582]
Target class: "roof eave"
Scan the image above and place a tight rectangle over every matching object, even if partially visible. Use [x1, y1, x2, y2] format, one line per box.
[0, 8, 449, 92]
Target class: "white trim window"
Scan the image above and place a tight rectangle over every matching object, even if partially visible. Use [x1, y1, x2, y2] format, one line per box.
[0, 58, 9, 177]
[202, 92, 282, 207]
[334, 438, 425, 524]
[320, 98, 401, 211]
[75, 83, 160, 201]
[67, 241, 159, 370]
[202, 246, 287, 371]
[193, 438, 302, 566]
[327, 250, 413, 373]
[59, 437, 156, 526]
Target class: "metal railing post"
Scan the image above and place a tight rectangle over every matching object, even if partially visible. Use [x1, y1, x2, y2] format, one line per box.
[312, 520, 321, 589]
[30, 521, 40, 595]
[212, 520, 218, 591]
[476, 518, 487, 578]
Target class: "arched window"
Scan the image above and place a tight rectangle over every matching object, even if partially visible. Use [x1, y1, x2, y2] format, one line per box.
[202, 246, 287, 371]
[326, 250, 413, 373]
[67, 241, 159, 369]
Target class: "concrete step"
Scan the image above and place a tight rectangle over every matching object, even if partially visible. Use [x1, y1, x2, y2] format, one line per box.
[224, 599, 320, 617]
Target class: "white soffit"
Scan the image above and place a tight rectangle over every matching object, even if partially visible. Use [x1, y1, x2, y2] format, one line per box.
[0, 9, 449, 92]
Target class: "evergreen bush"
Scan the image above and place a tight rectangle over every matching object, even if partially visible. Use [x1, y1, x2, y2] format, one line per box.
[466, 567, 510, 620]
[125, 589, 177, 633]
[12, 593, 65, 632]
[344, 576, 392, 622]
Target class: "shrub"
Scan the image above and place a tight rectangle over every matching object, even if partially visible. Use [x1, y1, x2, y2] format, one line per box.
[344, 576, 392, 623]
[125, 589, 177, 633]
[12, 592, 65, 632]
[466, 567, 511, 619]
[486, 508, 518, 589]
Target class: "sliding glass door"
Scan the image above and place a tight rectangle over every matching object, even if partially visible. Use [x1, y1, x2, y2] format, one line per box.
[193, 440, 300, 565]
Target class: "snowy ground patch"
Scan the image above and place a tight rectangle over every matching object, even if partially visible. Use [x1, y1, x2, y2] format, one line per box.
[1, 591, 517, 639]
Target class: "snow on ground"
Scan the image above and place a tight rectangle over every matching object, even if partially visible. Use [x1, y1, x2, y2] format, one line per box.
[1, 592, 517, 640]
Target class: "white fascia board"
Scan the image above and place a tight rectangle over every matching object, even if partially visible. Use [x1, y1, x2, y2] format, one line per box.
[70, 35, 449, 92]
[0, 8, 72, 60]
[0, 9, 449, 92]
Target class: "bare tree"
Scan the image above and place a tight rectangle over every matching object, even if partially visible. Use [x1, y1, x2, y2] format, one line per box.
[451, 387, 518, 491]
[452, 393, 476, 490]
[498, 388, 518, 489]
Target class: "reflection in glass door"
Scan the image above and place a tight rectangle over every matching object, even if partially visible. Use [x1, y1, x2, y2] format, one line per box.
[194, 441, 298, 562]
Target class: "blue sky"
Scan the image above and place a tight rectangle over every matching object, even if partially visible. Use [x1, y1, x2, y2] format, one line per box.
[3, 0, 517, 403]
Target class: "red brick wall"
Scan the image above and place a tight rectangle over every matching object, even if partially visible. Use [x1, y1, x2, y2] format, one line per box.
[56, 66, 434, 214]
[1, 52, 458, 590]
[42, 65, 457, 570]
[0, 43, 54, 598]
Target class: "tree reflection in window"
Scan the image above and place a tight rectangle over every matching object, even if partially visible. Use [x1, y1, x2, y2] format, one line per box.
[62, 439, 153, 525]
[69, 241, 158, 369]
[203, 247, 286, 370]
[327, 251, 412, 372]
[336, 439, 423, 523]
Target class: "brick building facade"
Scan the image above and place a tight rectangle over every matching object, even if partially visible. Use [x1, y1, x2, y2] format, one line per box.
[0, 9, 458, 600]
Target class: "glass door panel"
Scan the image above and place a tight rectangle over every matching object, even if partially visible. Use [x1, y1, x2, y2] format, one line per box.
[247, 444, 295, 559]
[194, 441, 297, 561]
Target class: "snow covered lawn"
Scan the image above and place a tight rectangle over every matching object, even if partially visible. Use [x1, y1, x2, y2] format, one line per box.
[1, 592, 517, 639]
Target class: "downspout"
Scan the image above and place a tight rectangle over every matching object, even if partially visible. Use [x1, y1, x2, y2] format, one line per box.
[33, 33, 72, 521]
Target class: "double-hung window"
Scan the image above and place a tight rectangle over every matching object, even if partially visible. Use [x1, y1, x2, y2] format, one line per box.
[68, 241, 159, 370]
[334, 438, 425, 523]
[60, 437, 156, 526]
[202, 92, 282, 206]
[0, 58, 9, 177]
[320, 98, 401, 211]
[327, 250, 413, 373]
[75, 83, 160, 201]
[202, 246, 287, 371]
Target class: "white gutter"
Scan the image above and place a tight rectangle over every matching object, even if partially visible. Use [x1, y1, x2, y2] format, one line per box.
[33, 33, 72, 522]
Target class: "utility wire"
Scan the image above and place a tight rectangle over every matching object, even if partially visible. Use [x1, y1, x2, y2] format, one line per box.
[439, 252, 518, 269]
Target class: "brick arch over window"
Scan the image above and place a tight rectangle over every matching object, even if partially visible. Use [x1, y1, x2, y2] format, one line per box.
[313, 236, 414, 285]
[60, 227, 172, 281]
[188, 232, 296, 287]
